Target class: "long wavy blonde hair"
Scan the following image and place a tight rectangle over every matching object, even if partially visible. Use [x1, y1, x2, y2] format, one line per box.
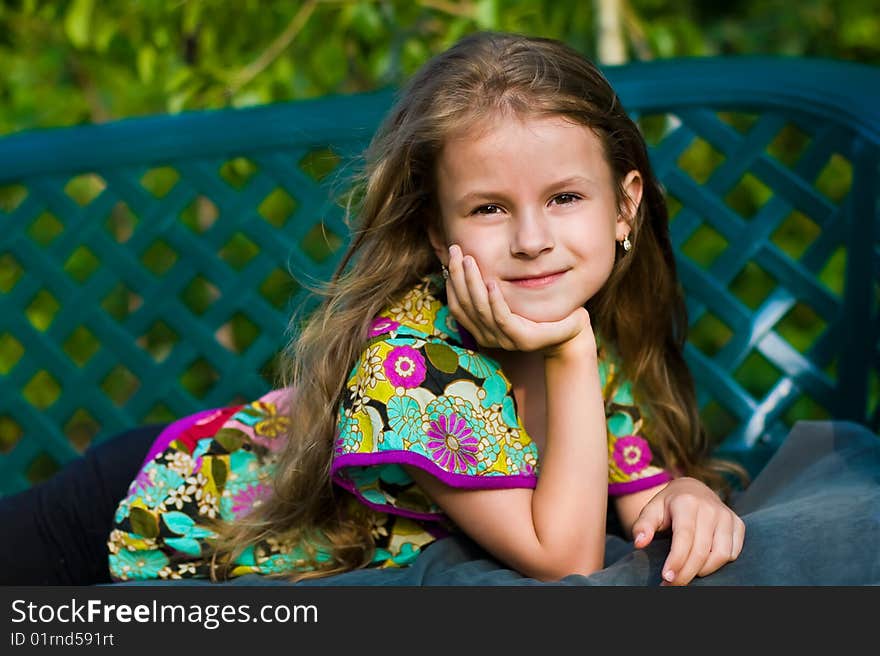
[207, 31, 748, 582]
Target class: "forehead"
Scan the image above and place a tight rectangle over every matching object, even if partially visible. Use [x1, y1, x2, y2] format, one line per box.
[436, 114, 611, 190]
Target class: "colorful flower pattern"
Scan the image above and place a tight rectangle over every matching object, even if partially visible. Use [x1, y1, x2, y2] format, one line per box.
[110, 273, 669, 582]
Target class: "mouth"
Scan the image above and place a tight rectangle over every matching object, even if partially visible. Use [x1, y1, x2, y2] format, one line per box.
[506, 270, 568, 289]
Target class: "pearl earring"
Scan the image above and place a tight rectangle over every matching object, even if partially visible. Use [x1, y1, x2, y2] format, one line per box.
[441, 264, 449, 280]
[621, 234, 632, 252]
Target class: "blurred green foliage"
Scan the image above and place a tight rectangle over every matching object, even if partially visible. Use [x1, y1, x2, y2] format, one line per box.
[1, 0, 877, 136]
[1, 0, 878, 475]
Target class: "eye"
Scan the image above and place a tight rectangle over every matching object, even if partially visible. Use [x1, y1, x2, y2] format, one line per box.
[471, 204, 504, 215]
[551, 193, 582, 206]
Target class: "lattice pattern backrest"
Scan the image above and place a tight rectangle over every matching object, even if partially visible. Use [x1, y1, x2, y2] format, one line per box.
[1, 58, 877, 493]
[0, 92, 392, 492]
[612, 58, 880, 474]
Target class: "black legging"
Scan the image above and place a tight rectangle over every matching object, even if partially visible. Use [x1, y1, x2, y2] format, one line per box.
[0, 424, 165, 585]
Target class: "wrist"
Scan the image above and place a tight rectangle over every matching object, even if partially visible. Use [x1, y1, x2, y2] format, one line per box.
[542, 328, 597, 362]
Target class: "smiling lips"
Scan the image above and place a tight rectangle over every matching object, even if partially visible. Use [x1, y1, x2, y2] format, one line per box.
[506, 270, 568, 288]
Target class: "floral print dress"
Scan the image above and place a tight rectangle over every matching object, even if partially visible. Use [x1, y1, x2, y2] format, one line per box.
[108, 274, 670, 582]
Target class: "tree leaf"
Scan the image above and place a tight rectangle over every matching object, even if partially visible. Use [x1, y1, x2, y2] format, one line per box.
[64, 0, 94, 50]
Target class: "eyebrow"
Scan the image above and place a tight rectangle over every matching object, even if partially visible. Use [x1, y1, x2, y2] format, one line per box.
[456, 175, 597, 205]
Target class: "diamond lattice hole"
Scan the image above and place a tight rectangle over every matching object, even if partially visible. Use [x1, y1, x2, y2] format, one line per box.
[299, 147, 341, 182]
[699, 399, 739, 444]
[724, 173, 773, 220]
[63, 325, 100, 367]
[869, 369, 879, 421]
[717, 112, 759, 134]
[0, 332, 24, 374]
[783, 394, 831, 427]
[730, 262, 776, 310]
[102, 283, 143, 321]
[64, 173, 106, 206]
[101, 364, 140, 406]
[27, 211, 64, 246]
[219, 157, 259, 189]
[260, 268, 300, 308]
[64, 408, 99, 452]
[734, 351, 783, 400]
[677, 137, 725, 184]
[818, 245, 846, 297]
[23, 370, 61, 409]
[25, 289, 61, 331]
[105, 201, 140, 243]
[27, 452, 61, 485]
[63, 245, 101, 283]
[0, 414, 23, 453]
[260, 351, 284, 386]
[681, 223, 728, 269]
[0, 253, 23, 292]
[766, 123, 812, 168]
[141, 239, 179, 276]
[666, 194, 683, 222]
[180, 275, 220, 315]
[815, 153, 853, 203]
[823, 357, 838, 384]
[0, 184, 28, 213]
[181, 357, 220, 399]
[137, 320, 179, 363]
[216, 312, 260, 353]
[143, 403, 176, 425]
[689, 311, 733, 358]
[219, 232, 260, 270]
[637, 113, 681, 147]
[301, 222, 343, 263]
[775, 302, 827, 355]
[258, 188, 297, 228]
[180, 195, 219, 234]
[770, 210, 821, 260]
[141, 166, 180, 198]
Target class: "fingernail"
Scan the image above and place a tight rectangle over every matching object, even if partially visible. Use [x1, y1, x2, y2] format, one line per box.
[449, 244, 458, 256]
[663, 570, 675, 582]
[635, 532, 645, 544]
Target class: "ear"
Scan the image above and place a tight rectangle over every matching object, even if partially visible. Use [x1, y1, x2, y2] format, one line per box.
[427, 219, 449, 265]
[616, 169, 643, 240]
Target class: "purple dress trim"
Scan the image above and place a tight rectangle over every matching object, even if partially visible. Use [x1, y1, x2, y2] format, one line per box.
[607, 471, 671, 496]
[139, 408, 222, 468]
[331, 450, 539, 491]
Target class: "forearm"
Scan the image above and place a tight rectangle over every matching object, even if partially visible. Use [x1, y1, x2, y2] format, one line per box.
[531, 337, 608, 574]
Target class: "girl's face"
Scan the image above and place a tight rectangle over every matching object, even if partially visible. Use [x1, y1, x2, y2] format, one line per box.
[430, 113, 642, 323]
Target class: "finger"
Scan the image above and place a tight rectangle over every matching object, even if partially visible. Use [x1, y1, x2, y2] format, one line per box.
[446, 246, 488, 341]
[731, 516, 746, 560]
[697, 512, 734, 578]
[485, 279, 518, 350]
[445, 265, 486, 344]
[660, 518, 693, 584]
[462, 255, 493, 330]
[668, 505, 715, 586]
[630, 496, 668, 549]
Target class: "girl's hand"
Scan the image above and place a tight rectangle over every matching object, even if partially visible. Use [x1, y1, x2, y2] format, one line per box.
[445, 244, 590, 355]
[630, 477, 745, 586]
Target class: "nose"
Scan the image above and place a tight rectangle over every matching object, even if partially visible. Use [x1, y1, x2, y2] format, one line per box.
[510, 208, 554, 257]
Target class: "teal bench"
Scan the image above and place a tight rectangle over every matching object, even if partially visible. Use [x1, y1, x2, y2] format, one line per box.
[1, 56, 878, 495]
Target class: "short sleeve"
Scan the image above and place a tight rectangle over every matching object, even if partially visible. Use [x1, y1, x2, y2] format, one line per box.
[600, 345, 672, 496]
[330, 333, 539, 521]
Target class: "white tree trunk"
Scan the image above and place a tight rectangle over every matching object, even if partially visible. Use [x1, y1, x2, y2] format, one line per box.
[595, 0, 627, 64]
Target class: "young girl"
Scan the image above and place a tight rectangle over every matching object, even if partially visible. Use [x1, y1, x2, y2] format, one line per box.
[104, 31, 747, 586]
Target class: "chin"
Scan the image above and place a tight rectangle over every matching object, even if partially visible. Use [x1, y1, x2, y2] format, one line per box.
[507, 298, 582, 324]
